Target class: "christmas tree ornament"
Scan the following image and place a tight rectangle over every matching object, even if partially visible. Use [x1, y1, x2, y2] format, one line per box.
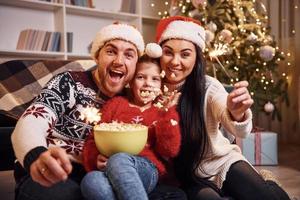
[264, 101, 275, 113]
[192, 0, 207, 8]
[259, 45, 275, 61]
[247, 32, 258, 42]
[205, 30, 215, 43]
[189, 9, 201, 18]
[207, 21, 217, 32]
[219, 29, 233, 43]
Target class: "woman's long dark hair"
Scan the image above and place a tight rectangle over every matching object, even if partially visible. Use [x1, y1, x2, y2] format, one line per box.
[174, 45, 210, 187]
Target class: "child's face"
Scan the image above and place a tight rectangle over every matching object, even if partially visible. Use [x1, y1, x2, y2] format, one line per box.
[130, 62, 162, 106]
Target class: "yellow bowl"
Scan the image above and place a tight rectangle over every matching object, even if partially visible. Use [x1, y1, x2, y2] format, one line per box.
[93, 123, 148, 157]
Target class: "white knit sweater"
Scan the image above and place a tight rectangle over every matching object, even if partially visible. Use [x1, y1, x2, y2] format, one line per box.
[196, 76, 253, 188]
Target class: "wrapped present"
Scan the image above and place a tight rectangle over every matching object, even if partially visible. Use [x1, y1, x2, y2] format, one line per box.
[236, 131, 278, 165]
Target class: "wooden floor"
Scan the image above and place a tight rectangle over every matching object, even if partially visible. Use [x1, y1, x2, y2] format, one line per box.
[255, 144, 300, 199]
[0, 144, 299, 200]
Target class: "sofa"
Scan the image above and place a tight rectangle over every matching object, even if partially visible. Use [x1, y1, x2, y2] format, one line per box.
[0, 59, 96, 171]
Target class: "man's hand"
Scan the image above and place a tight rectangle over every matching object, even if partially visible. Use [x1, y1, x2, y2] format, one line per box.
[30, 147, 72, 187]
[227, 81, 254, 122]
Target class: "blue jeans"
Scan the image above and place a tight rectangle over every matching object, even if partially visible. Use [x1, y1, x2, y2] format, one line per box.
[81, 153, 159, 200]
[14, 160, 186, 200]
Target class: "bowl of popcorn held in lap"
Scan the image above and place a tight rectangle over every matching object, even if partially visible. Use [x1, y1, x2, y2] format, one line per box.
[93, 122, 148, 157]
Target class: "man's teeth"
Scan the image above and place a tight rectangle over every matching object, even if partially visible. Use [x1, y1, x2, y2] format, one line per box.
[110, 69, 124, 77]
[171, 73, 176, 78]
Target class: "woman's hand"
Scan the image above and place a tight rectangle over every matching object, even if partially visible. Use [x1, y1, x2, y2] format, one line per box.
[30, 147, 72, 187]
[96, 153, 108, 171]
[227, 81, 254, 122]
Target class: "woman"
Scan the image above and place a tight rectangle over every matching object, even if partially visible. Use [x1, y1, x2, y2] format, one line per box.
[156, 16, 290, 200]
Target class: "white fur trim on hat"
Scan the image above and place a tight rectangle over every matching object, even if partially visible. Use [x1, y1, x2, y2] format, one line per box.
[158, 20, 206, 50]
[91, 23, 145, 59]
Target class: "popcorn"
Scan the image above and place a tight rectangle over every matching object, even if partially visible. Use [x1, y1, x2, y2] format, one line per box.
[170, 119, 178, 126]
[140, 91, 150, 97]
[160, 70, 166, 78]
[153, 102, 164, 109]
[163, 85, 169, 93]
[94, 122, 147, 132]
[140, 88, 161, 103]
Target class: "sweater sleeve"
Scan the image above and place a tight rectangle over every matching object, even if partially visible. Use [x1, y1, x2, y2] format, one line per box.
[207, 76, 252, 138]
[11, 72, 77, 168]
[82, 131, 99, 172]
[154, 106, 181, 158]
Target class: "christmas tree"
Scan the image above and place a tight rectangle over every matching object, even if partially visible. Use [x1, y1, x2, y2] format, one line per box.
[156, 0, 290, 120]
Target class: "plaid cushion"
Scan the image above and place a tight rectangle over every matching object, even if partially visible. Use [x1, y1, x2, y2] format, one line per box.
[0, 60, 96, 119]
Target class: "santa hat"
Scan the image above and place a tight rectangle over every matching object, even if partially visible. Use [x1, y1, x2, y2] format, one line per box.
[91, 23, 145, 59]
[155, 16, 206, 50]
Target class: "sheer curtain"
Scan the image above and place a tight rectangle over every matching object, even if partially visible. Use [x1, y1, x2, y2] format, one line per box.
[257, 0, 300, 144]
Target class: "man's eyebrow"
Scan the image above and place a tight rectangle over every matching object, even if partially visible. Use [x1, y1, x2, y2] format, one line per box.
[104, 43, 117, 49]
[104, 42, 137, 53]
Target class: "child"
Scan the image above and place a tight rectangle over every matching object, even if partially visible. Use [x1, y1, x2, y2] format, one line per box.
[80, 47, 181, 200]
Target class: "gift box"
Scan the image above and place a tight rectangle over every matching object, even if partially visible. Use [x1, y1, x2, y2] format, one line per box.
[236, 132, 278, 165]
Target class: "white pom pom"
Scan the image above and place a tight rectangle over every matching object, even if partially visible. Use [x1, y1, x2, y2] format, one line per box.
[145, 43, 162, 58]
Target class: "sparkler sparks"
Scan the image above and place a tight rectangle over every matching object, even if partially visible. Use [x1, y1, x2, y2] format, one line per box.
[209, 43, 229, 58]
[209, 43, 232, 79]
[79, 106, 101, 124]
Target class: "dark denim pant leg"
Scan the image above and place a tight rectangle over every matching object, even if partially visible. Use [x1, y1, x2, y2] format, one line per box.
[14, 162, 85, 200]
[149, 184, 187, 200]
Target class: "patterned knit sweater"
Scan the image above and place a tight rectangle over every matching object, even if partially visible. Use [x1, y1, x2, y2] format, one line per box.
[82, 96, 181, 176]
[196, 75, 253, 188]
[11, 71, 110, 171]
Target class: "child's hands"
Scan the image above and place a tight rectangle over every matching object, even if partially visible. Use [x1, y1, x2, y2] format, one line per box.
[96, 153, 108, 171]
[227, 81, 253, 121]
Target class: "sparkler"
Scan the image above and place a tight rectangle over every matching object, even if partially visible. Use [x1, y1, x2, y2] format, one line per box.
[208, 43, 232, 79]
[79, 106, 101, 125]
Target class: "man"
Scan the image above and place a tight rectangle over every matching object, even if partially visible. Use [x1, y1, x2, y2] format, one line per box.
[11, 23, 186, 200]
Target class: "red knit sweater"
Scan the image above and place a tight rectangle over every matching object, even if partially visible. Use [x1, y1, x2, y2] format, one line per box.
[82, 96, 181, 176]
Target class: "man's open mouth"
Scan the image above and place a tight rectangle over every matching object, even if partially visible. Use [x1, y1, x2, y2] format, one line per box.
[109, 69, 124, 82]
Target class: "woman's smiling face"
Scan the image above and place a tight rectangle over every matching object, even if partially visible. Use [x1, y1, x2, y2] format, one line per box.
[160, 39, 197, 84]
